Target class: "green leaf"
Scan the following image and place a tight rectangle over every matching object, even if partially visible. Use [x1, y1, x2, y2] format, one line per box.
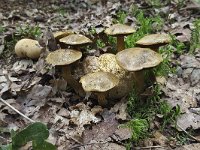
[33, 140, 56, 150]
[12, 122, 49, 149]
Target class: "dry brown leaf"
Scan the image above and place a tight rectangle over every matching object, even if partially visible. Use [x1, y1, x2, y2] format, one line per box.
[83, 111, 118, 144]
[175, 143, 200, 150]
[177, 112, 200, 130]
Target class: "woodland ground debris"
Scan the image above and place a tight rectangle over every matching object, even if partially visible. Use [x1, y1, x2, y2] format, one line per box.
[0, 0, 200, 149]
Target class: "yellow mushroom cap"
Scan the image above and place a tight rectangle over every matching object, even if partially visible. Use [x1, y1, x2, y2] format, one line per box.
[59, 34, 92, 45]
[136, 33, 171, 46]
[53, 30, 74, 40]
[15, 38, 42, 59]
[80, 72, 119, 92]
[46, 49, 82, 66]
[99, 53, 126, 78]
[104, 24, 136, 36]
[116, 48, 163, 71]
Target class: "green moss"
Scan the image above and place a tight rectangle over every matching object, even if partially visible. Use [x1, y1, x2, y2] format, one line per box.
[190, 19, 200, 53]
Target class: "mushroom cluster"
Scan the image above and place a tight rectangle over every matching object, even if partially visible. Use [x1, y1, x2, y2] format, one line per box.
[15, 23, 168, 107]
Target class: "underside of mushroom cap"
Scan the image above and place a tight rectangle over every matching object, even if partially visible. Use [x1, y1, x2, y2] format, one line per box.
[104, 24, 136, 36]
[116, 48, 163, 71]
[46, 49, 82, 66]
[59, 34, 92, 45]
[80, 72, 119, 92]
[136, 33, 171, 46]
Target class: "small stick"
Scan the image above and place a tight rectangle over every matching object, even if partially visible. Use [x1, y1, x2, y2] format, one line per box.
[135, 145, 167, 149]
[177, 124, 200, 142]
[0, 98, 35, 123]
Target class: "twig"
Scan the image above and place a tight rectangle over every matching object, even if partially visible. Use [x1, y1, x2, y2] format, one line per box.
[0, 98, 35, 123]
[177, 124, 200, 142]
[135, 145, 167, 149]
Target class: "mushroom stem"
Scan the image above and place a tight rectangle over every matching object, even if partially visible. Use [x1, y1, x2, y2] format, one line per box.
[135, 44, 160, 51]
[133, 71, 145, 93]
[117, 35, 125, 52]
[96, 92, 107, 106]
[61, 66, 85, 97]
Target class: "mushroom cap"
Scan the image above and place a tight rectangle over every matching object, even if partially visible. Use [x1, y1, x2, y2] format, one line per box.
[99, 53, 126, 78]
[116, 48, 163, 71]
[83, 56, 101, 74]
[104, 24, 136, 36]
[46, 49, 82, 66]
[80, 72, 119, 92]
[15, 38, 42, 59]
[136, 33, 171, 46]
[59, 34, 92, 45]
[53, 30, 74, 40]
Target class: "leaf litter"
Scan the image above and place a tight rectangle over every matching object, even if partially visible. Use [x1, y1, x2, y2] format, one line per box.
[0, 0, 200, 149]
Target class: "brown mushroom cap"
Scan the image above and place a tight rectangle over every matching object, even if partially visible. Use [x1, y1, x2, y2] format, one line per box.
[59, 34, 92, 45]
[136, 33, 171, 46]
[80, 72, 119, 92]
[46, 49, 82, 66]
[104, 24, 136, 36]
[116, 48, 163, 71]
[53, 30, 74, 40]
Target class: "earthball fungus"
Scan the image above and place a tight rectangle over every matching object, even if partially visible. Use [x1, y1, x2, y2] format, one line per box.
[116, 47, 163, 93]
[46, 49, 85, 96]
[15, 38, 43, 59]
[98, 53, 126, 78]
[104, 24, 135, 52]
[135, 33, 171, 51]
[80, 71, 119, 106]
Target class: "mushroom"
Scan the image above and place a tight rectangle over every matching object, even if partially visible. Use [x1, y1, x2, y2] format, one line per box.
[83, 53, 134, 99]
[15, 38, 43, 59]
[116, 48, 163, 93]
[46, 49, 85, 96]
[99, 53, 136, 99]
[53, 30, 74, 41]
[83, 56, 101, 74]
[59, 34, 92, 50]
[104, 24, 136, 52]
[135, 33, 171, 51]
[80, 72, 119, 106]
[98, 53, 126, 78]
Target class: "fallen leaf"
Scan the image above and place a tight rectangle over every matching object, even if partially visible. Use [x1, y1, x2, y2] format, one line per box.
[175, 143, 200, 150]
[177, 112, 200, 130]
[27, 84, 52, 100]
[83, 111, 118, 144]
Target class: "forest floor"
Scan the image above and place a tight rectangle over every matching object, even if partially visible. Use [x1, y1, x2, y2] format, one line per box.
[0, 0, 200, 150]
